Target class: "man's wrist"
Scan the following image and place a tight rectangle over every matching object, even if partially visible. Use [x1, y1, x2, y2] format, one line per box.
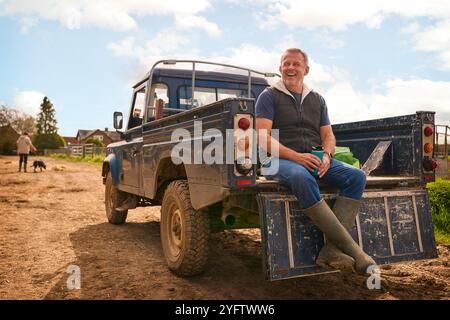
[285, 148, 299, 161]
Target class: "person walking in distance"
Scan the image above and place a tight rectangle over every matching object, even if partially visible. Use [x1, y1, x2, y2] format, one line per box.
[16, 132, 37, 173]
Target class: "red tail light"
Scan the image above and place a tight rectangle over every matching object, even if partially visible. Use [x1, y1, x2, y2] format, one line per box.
[236, 178, 253, 186]
[238, 118, 250, 130]
[431, 159, 438, 170]
[424, 127, 433, 137]
[423, 159, 438, 171]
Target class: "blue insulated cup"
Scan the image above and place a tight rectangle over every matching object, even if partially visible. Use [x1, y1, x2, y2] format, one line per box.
[311, 150, 324, 177]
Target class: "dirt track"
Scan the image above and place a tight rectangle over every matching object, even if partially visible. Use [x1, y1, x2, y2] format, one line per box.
[0, 156, 449, 300]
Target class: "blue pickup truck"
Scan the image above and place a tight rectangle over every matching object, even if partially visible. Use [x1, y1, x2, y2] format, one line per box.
[102, 60, 438, 281]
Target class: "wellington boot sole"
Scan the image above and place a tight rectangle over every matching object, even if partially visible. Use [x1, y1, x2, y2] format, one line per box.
[316, 244, 355, 272]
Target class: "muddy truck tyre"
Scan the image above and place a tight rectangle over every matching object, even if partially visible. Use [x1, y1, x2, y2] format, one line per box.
[105, 172, 128, 225]
[160, 180, 210, 277]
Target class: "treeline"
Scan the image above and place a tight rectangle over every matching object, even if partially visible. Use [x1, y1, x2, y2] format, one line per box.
[0, 97, 65, 154]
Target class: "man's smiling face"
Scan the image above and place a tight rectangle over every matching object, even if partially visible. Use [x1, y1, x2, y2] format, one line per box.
[279, 51, 309, 92]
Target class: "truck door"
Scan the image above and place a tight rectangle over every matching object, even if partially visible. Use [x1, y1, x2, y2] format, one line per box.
[121, 86, 145, 190]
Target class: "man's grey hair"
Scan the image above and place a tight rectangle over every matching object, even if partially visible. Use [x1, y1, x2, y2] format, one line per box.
[281, 48, 309, 67]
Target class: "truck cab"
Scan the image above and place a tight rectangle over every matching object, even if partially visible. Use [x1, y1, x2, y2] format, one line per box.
[102, 60, 439, 281]
[105, 65, 269, 198]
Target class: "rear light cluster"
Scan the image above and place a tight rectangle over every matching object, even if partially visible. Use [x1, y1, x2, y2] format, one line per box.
[424, 143, 433, 154]
[422, 125, 438, 173]
[238, 118, 251, 130]
[424, 126, 433, 137]
[234, 114, 254, 177]
[423, 159, 438, 171]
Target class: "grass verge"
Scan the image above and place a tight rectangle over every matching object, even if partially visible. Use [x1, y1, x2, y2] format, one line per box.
[49, 153, 104, 166]
[427, 177, 450, 245]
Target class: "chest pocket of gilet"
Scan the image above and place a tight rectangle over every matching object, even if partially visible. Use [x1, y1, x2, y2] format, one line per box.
[271, 91, 300, 129]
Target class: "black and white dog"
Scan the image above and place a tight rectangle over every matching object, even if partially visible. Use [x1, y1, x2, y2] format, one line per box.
[32, 159, 47, 172]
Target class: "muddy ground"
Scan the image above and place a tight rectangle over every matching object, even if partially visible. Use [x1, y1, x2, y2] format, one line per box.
[0, 156, 448, 300]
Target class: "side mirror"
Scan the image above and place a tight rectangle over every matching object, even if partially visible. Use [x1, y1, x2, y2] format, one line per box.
[113, 111, 123, 130]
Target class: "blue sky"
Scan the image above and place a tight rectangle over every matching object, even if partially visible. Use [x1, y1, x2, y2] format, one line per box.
[1, 0, 450, 137]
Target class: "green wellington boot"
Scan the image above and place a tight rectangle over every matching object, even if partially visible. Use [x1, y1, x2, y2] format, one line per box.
[303, 199, 376, 274]
[316, 196, 361, 271]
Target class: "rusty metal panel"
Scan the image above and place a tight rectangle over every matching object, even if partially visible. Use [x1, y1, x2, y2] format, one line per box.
[256, 194, 339, 281]
[358, 198, 392, 258]
[257, 189, 438, 281]
[388, 196, 420, 255]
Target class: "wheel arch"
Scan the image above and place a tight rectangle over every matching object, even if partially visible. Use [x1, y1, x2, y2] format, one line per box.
[154, 157, 187, 202]
[102, 153, 120, 186]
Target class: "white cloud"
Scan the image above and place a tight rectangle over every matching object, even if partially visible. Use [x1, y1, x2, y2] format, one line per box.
[211, 44, 281, 73]
[13, 91, 46, 116]
[108, 29, 200, 85]
[218, 45, 450, 126]
[399, 21, 421, 34]
[326, 79, 450, 126]
[371, 79, 450, 121]
[107, 37, 137, 58]
[325, 82, 368, 122]
[18, 16, 37, 34]
[315, 32, 345, 50]
[225, 0, 273, 5]
[246, 1, 450, 71]
[0, 0, 215, 32]
[108, 39, 283, 87]
[207, 36, 344, 80]
[108, 36, 450, 126]
[274, 1, 384, 31]
[266, 0, 450, 31]
[175, 14, 221, 37]
[411, 19, 450, 70]
[108, 28, 192, 64]
[253, 11, 279, 31]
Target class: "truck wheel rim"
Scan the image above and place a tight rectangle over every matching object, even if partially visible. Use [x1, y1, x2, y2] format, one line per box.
[168, 208, 183, 256]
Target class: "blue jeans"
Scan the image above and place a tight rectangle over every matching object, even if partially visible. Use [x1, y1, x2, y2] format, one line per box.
[264, 158, 366, 209]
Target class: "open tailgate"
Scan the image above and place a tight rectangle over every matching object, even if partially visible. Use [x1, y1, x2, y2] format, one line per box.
[256, 189, 438, 281]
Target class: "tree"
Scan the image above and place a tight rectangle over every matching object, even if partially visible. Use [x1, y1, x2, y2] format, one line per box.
[0, 104, 9, 126]
[0, 105, 36, 134]
[17, 115, 36, 134]
[86, 138, 104, 147]
[34, 97, 64, 150]
[34, 133, 65, 150]
[36, 97, 58, 134]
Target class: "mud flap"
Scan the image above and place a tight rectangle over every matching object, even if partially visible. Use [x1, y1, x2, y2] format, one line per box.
[257, 189, 438, 281]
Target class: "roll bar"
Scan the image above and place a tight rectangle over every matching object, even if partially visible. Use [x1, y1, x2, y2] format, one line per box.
[144, 59, 280, 114]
